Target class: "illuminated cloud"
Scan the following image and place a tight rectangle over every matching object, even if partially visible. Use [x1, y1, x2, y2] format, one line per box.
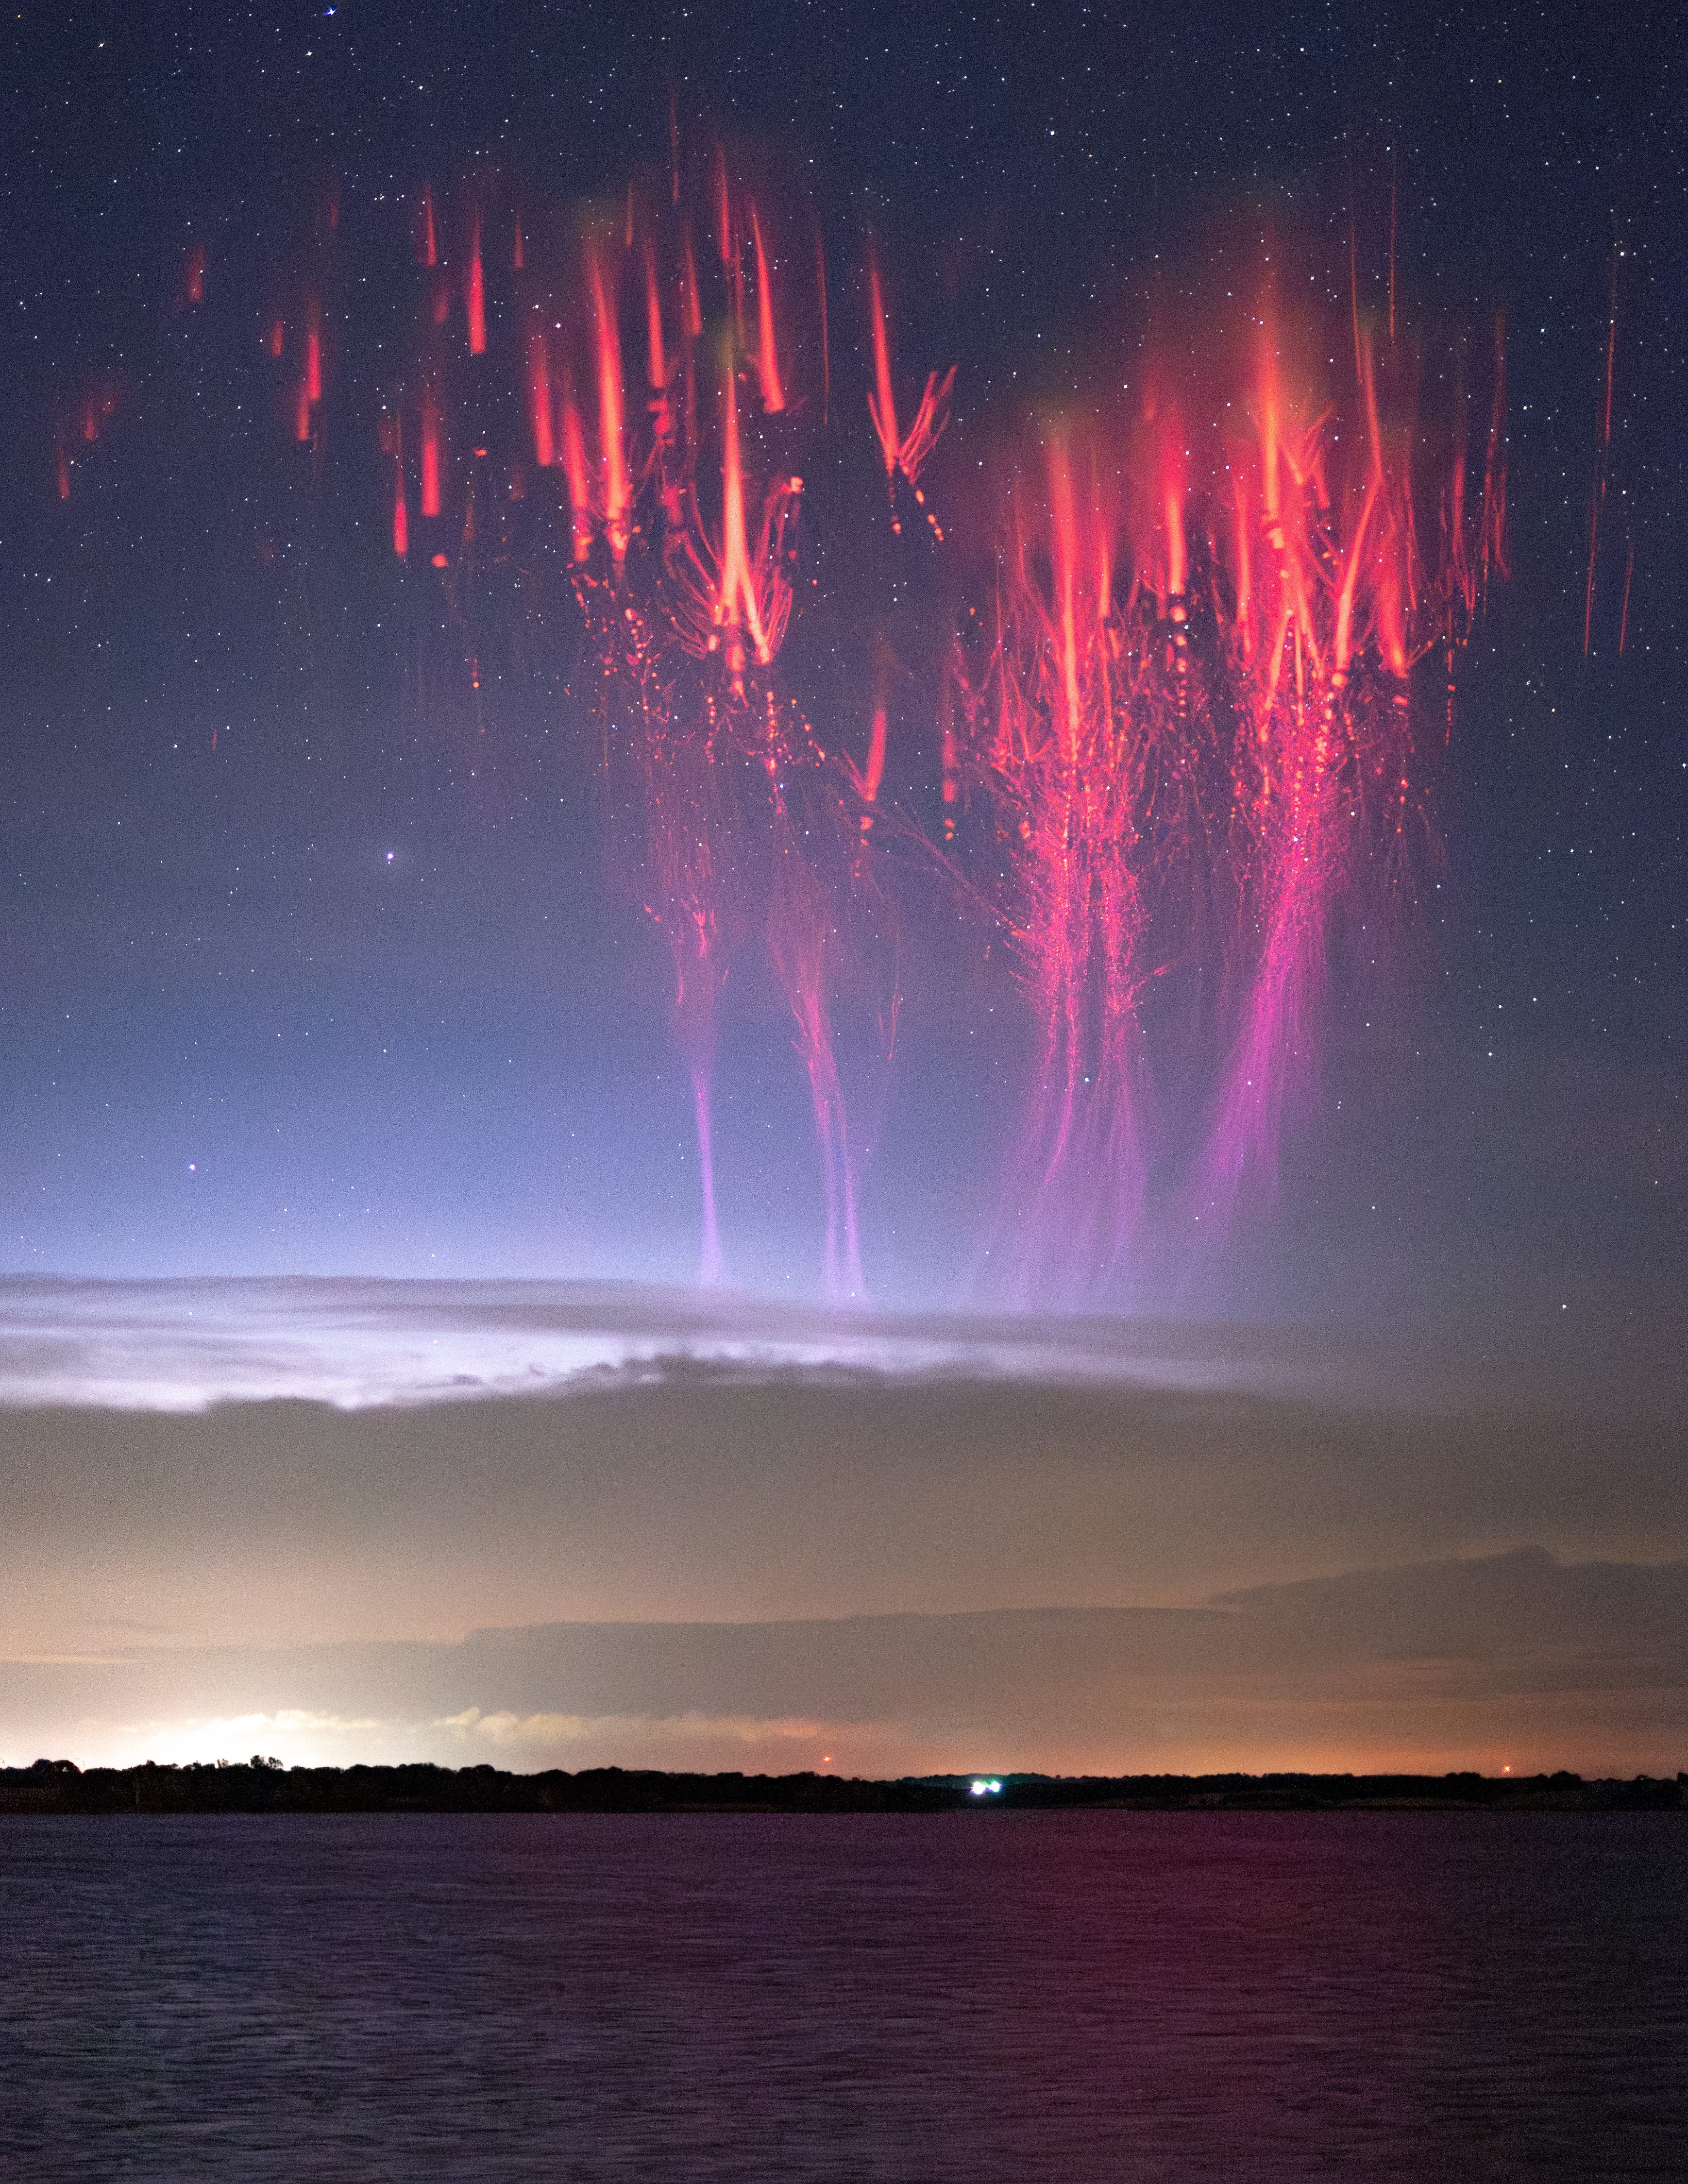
[0, 1274, 1334, 1412]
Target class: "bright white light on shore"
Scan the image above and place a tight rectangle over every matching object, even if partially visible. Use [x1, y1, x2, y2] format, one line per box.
[970, 1777, 1003, 1796]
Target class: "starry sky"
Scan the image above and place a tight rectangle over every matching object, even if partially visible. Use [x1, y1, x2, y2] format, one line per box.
[0, 1, 1681, 1772]
[1, 0, 1679, 1302]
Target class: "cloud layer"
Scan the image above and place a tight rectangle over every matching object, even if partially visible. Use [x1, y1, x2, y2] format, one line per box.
[4, 1550, 1683, 1778]
[0, 1275, 1333, 1411]
[1, 1279, 1682, 1774]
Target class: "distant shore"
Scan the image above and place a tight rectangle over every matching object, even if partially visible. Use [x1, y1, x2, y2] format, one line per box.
[2, 1761, 1683, 1817]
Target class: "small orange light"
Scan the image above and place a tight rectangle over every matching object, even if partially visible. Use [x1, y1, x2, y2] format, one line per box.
[430, 552, 448, 569]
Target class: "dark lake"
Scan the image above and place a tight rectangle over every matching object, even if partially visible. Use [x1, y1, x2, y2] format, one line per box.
[2, 1811, 1683, 2179]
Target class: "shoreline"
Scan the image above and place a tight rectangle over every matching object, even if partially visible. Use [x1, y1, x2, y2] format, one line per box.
[3, 1762, 1682, 1817]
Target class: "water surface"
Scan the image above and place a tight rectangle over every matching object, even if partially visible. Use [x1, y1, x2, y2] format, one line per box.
[2, 1811, 1683, 2179]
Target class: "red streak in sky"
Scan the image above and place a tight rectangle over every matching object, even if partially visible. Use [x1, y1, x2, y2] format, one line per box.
[681, 226, 704, 340]
[866, 246, 899, 478]
[527, 328, 553, 467]
[769, 851, 866, 1303]
[864, 244, 954, 533]
[419, 386, 442, 518]
[305, 297, 323, 405]
[559, 363, 593, 563]
[863, 704, 887, 805]
[815, 228, 830, 422]
[714, 145, 732, 265]
[1161, 445, 1187, 599]
[848, 671, 890, 839]
[587, 249, 630, 561]
[1389, 149, 1398, 346]
[1481, 316, 1510, 588]
[644, 240, 669, 390]
[750, 205, 784, 413]
[718, 342, 770, 669]
[1583, 247, 1618, 656]
[466, 216, 487, 355]
[691, 1062, 724, 1285]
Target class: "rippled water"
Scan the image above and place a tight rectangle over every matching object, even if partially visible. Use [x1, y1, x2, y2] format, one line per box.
[2, 1811, 1683, 2179]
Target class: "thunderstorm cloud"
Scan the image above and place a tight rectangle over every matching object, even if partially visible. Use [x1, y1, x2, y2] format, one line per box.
[1, 1278, 1682, 1775]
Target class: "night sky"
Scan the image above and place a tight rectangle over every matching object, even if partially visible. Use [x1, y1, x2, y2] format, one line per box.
[0, 2, 1682, 1773]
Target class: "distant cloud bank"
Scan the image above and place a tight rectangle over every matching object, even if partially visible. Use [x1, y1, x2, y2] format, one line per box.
[3, 1549, 1683, 1779]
